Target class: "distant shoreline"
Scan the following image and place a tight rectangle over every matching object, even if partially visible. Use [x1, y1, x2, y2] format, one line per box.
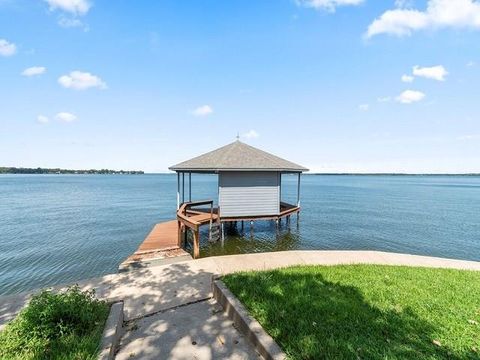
[1, 168, 478, 176]
[304, 173, 480, 176]
[144, 172, 479, 176]
[0, 167, 144, 175]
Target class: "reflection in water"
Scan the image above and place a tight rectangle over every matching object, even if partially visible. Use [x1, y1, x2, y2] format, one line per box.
[184, 218, 302, 257]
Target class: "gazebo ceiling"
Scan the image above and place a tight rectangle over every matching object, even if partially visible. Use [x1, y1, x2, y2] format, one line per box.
[169, 140, 308, 173]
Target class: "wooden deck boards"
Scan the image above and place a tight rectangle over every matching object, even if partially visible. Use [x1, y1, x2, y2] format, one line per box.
[119, 220, 192, 271]
[187, 212, 218, 224]
[137, 220, 179, 252]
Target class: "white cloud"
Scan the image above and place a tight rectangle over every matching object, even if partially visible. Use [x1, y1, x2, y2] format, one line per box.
[44, 0, 91, 16]
[243, 130, 259, 139]
[396, 89, 426, 104]
[37, 115, 49, 124]
[191, 105, 213, 117]
[0, 38, 16, 56]
[296, 0, 363, 12]
[412, 65, 448, 81]
[366, 9, 428, 37]
[466, 61, 476, 67]
[377, 96, 391, 102]
[358, 104, 370, 111]
[22, 66, 47, 77]
[395, 0, 414, 8]
[55, 112, 77, 122]
[58, 71, 106, 90]
[401, 74, 414, 83]
[366, 0, 480, 38]
[58, 16, 86, 28]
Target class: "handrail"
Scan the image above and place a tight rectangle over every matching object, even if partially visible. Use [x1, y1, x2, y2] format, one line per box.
[279, 201, 300, 216]
[183, 200, 214, 207]
[177, 200, 215, 231]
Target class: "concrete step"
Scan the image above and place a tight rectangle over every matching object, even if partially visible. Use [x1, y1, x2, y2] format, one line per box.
[118, 249, 193, 272]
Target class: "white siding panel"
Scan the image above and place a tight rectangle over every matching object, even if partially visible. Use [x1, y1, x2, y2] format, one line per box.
[219, 172, 280, 217]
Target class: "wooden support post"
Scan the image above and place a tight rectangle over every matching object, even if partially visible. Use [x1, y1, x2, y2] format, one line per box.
[221, 223, 225, 243]
[177, 221, 182, 247]
[193, 229, 200, 259]
[241, 221, 244, 232]
[208, 201, 213, 242]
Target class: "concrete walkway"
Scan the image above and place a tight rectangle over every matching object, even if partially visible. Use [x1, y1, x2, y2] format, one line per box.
[1, 250, 480, 358]
[116, 299, 260, 360]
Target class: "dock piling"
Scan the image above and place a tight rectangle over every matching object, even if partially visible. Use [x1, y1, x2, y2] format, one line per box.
[193, 230, 200, 259]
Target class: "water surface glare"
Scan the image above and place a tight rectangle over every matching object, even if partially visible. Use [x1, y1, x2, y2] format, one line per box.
[1, 174, 479, 295]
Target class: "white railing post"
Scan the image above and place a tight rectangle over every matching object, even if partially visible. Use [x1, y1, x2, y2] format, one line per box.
[176, 172, 180, 210]
[182, 172, 185, 204]
[297, 172, 301, 207]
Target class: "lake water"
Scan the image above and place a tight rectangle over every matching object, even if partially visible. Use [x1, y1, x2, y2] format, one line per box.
[1, 174, 479, 295]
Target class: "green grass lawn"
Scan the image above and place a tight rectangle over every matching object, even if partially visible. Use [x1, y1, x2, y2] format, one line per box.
[223, 265, 480, 360]
[0, 285, 109, 360]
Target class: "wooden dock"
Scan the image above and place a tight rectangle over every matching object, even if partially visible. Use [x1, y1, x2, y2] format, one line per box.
[119, 220, 192, 272]
[119, 201, 220, 271]
[137, 221, 179, 252]
[119, 199, 300, 271]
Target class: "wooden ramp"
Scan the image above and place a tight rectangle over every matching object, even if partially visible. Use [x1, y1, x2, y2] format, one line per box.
[119, 220, 192, 272]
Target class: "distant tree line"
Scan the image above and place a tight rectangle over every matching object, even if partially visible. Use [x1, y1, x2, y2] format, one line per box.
[0, 167, 144, 175]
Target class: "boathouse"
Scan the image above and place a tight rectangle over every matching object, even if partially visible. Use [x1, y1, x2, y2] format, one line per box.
[169, 140, 308, 258]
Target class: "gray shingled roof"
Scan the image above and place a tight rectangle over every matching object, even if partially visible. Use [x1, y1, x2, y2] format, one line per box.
[169, 140, 308, 172]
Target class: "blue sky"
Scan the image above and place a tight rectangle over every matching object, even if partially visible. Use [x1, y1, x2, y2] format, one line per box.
[1, 0, 479, 173]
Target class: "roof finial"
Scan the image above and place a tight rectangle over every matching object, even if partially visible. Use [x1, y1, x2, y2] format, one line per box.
[236, 132, 240, 141]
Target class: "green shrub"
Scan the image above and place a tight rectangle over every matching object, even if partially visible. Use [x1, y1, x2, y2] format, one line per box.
[0, 285, 109, 360]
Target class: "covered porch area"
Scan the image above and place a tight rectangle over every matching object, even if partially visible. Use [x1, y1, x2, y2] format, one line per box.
[170, 140, 308, 259]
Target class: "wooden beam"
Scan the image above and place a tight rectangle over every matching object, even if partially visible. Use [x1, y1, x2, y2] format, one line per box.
[177, 221, 182, 247]
[219, 205, 299, 222]
[193, 230, 200, 259]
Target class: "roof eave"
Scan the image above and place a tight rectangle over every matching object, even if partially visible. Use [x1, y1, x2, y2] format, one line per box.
[169, 167, 308, 173]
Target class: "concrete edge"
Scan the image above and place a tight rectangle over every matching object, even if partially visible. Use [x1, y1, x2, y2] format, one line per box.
[98, 301, 124, 360]
[212, 278, 287, 360]
[118, 253, 193, 272]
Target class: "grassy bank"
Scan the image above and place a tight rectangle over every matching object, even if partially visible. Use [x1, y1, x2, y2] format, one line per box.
[223, 265, 480, 359]
[0, 285, 109, 360]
